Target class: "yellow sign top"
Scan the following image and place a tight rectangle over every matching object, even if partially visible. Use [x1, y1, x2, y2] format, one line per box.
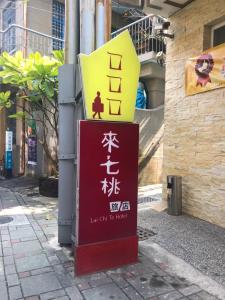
[79, 30, 140, 122]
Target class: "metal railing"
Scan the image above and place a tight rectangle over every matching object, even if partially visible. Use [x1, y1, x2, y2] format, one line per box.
[0, 16, 166, 58]
[111, 15, 166, 56]
[0, 24, 64, 56]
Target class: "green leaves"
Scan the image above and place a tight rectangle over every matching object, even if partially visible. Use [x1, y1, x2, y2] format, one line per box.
[0, 91, 12, 109]
[52, 50, 64, 64]
[8, 111, 26, 119]
[0, 50, 64, 110]
[42, 82, 55, 98]
[0, 49, 63, 172]
[0, 50, 63, 90]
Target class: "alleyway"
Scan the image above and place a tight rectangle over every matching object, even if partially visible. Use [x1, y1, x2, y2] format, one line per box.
[0, 178, 224, 299]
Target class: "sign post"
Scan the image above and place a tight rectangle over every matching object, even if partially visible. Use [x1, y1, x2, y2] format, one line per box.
[5, 130, 13, 178]
[75, 30, 140, 275]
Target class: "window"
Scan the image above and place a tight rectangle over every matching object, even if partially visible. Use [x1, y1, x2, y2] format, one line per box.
[52, 0, 65, 50]
[2, 1, 16, 53]
[211, 21, 225, 47]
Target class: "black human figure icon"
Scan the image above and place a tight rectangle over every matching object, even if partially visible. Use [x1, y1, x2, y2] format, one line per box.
[92, 91, 104, 119]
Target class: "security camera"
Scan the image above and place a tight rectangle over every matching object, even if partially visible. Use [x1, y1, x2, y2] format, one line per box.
[154, 21, 174, 39]
[154, 23, 164, 31]
[154, 21, 171, 31]
[156, 51, 166, 66]
[162, 21, 171, 30]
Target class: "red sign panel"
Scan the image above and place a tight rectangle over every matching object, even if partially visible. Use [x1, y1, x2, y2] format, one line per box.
[76, 121, 139, 245]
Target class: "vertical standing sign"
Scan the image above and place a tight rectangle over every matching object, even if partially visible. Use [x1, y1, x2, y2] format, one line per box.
[27, 136, 37, 166]
[27, 119, 37, 166]
[5, 130, 13, 178]
[76, 121, 139, 275]
[76, 30, 140, 275]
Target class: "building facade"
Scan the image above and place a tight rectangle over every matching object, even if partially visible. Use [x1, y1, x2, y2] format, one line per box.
[0, 0, 65, 177]
[0, 0, 165, 182]
[112, 11, 166, 185]
[147, 0, 225, 227]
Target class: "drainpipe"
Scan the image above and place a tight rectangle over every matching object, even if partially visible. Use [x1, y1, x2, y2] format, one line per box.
[96, 0, 112, 48]
[20, 0, 28, 176]
[23, 0, 28, 57]
[80, 0, 95, 54]
[104, 0, 112, 43]
[96, 0, 105, 48]
[64, 0, 79, 64]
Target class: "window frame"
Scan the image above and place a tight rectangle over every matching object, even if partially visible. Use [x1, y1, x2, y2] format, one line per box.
[211, 20, 225, 48]
[2, 1, 16, 53]
[52, 0, 65, 50]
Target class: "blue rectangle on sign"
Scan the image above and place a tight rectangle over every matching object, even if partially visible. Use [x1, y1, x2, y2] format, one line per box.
[5, 151, 12, 170]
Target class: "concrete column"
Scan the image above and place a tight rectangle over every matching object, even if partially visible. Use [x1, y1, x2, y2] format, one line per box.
[144, 78, 165, 109]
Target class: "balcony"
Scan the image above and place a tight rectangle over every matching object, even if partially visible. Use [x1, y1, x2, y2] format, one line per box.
[0, 15, 166, 64]
[0, 24, 64, 56]
[111, 15, 166, 63]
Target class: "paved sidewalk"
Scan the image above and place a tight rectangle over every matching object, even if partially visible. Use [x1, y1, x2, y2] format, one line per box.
[0, 180, 223, 299]
[138, 202, 225, 288]
[138, 184, 162, 204]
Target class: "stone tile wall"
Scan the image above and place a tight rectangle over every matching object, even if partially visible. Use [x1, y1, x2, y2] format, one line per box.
[163, 0, 225, 227]
[135, 106, 164, 185]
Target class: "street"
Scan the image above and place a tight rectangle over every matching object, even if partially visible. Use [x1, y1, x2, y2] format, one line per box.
[0, 178, 224, 299]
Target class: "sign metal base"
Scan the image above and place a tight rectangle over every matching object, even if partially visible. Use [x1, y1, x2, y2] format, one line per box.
[75, 235, 138, 276]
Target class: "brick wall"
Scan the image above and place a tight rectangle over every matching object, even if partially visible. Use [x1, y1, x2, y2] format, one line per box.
[163, 0, 225, 227]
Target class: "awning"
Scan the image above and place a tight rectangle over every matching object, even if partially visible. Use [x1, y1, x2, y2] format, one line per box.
[112, 0, 146, 19]
[114, 0, 144, 7]
[145, 0, 194, 17]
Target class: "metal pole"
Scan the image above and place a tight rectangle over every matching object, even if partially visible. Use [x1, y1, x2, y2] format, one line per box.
[96, 0, 105, 48]
[104, 0, 112, 43]
[80, 0, 95, 54]
[64, 0, 79, 64]
[59, 0, 106, 245]
[58, 0, 80, 245]
[96, 0, 111, 48]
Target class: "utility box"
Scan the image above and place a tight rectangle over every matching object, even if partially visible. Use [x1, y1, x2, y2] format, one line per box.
[167, 175, 182, 215]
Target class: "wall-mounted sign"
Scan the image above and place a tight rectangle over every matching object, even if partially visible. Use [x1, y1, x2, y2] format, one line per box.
[75, 121, 139, 275]
[186, 43, 225, 96]
[79, 30, 140, 122]
[5, 131, 13, 176]
[5, 131, 13, 152]
[5, 151, 12, 170]
[28, 136, 37, 166]
[27, 118, 37, 136]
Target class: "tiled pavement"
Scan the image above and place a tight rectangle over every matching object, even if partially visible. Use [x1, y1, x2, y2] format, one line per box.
[138, 185, 162, 204]
[0, 185, 222, 300]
